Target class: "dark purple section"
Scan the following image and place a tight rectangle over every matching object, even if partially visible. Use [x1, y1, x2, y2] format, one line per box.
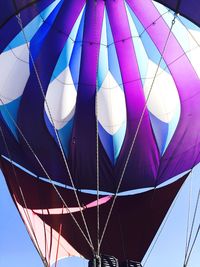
[0, 114, 28, 168]
[128, 0, 200, 184]
[106, 0, 160, 190]
[154, 0, 200, 27]
[0, 0, 42, 28]
[17, 0, 85, 181]
[1, 158, 188, 262]
[0, 0, 56, 52]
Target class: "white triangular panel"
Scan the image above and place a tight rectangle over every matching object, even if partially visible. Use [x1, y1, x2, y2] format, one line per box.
[45, 67, 77, 130]
[144, 60, 180, 123]
[0, 44, 30, 104]
[97, 71, 126, 135]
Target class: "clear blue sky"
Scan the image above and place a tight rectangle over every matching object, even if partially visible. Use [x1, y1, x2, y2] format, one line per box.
[0, 166, 199, 267]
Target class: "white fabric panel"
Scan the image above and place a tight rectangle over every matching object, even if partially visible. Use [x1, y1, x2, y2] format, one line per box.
[97, 71, 127, 135]
[45, 66, 77, 130]
[0, 44, 29, 104]
[144, 60, 180, 123]
[187, 29, 200, 79]
[187, 47, 200, 79]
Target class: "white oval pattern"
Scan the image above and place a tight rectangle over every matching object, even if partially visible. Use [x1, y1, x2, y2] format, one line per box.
[0, 44, 30, 104]
[97, 71, 127, 135]
[45, 67, 77, 130]
[144, 60, 180, 123]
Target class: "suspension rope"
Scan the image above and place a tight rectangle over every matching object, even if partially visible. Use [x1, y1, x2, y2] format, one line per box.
[183, 173, 193, 265]
[184, 224, 200, 267]
[99, 14, 177, 249]
[42, 208, 49, 264]
[94, 0, 100, 257]
[15, 12, 94, 250]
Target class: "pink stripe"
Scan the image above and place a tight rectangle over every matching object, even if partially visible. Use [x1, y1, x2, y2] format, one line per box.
[33, 195, 112, 215]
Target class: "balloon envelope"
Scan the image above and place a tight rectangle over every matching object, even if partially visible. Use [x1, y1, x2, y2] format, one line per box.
[0, 0, 200, 265]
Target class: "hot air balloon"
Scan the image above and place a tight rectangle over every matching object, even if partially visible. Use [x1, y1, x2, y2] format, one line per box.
[0, 0, 200, 266]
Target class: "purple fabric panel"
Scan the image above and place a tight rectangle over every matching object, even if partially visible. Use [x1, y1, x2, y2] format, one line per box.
[0, 114, 28, 167]
[106, 0, 160, 190]
[17, 0, 85, 181]
[154, 0, 200, 27]
[69, 1, 112, 190]
[128, 0, 200, 183]
[0, 0, 55, 52]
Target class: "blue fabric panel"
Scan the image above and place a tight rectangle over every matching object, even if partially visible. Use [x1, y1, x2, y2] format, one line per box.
[0, 0, 56, 52]
[125, 3, 148, 85]
[69, 8, 85, 90]
[106, 12, 123, 87]
[113, 122, 126, 162]
[0, 98, 21, 140]
[58, 119, 74, 156]
[44, 111, 74, 157]
[126, 2, 167, 71]
[98, 122, 115, 164]
[51, 5, 84, 81]
[4, 0, 61, 51]
[98, 10, 109, 89]
[29, 0, 63, 64]
[149, 112, 168, 155]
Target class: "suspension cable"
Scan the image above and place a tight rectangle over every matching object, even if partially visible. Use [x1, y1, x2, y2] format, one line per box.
[184, 224, 200, 266]
[94, 0, 101, 257]
[183, 173, 193, 265]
